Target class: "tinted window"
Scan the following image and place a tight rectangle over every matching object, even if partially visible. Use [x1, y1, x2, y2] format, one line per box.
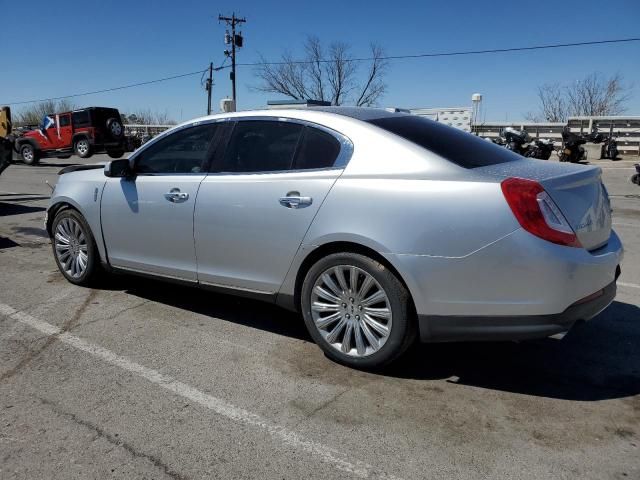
[72, 111, 90, 127]
[293, 127, 341, 170]
[135, 124, 218, 174]
[367, 115, 519, 168]
[220, 121, 303, 173]
[59, 115, 70, 127]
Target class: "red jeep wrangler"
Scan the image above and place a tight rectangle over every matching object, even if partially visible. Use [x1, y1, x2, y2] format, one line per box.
[16, 107, 125, 165]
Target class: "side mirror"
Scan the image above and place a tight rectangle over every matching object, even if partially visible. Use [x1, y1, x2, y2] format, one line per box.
[104, 158, 132, 178]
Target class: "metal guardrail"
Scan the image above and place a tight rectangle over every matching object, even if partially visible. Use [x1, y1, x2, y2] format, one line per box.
[123, 124, 173, 137]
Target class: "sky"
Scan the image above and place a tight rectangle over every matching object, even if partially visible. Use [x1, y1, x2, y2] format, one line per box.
[1, 0, 639, 123]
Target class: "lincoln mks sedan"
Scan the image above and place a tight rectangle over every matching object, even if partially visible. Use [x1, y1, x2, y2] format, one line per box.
[46, 107, 623, 368]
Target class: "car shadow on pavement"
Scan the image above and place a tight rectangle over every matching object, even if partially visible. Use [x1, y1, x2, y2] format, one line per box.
[103, 275, 639, 401]
[384, 300, 640, 401]
[111, 276, 311, 342]
[0, 202, 46, 216]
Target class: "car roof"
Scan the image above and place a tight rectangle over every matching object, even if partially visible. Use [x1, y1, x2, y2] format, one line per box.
[185, 106, 408, 127]
[288, 106, 402, 121]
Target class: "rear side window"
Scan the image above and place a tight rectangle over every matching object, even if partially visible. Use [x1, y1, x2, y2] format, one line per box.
[135, 123, 218, 174]
[293, 127, 341, 170]
[72, 111, 90, 127]
[220, 121, 303, 173]
[367, 115, 519, 168]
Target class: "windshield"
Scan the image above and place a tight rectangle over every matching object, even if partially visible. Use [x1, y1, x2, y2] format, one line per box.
[367, 115, 520, 168]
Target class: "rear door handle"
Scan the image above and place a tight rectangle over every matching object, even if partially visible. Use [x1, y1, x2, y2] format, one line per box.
[279, 191, 312, 209]
[164, 188, 189, 203]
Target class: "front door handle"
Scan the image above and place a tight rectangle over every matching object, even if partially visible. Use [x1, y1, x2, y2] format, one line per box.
[279, 191, 313, 209]
[164, 188, 189, 203]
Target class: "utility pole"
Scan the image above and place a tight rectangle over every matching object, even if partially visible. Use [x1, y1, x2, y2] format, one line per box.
[219, 12, 246, 107]
[206, 62, 213, 115]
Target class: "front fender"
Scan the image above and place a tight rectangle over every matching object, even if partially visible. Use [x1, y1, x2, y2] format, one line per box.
[48, 178, 108, 263]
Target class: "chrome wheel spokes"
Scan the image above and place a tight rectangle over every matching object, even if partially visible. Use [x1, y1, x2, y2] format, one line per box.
[311, 265, 392, 357]
[54, 217, 88, 279]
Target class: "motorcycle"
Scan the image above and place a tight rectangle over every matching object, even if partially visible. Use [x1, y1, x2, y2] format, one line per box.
[600, 135, 619, 160]
[558, 128, 587, 163]
[525, 138, 555, 160]
[631, 164, 640, 186]
[502, 127, 530, 155]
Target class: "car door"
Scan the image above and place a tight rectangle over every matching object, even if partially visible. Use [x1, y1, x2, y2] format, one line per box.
[57, 114, 73, 149]
[194, 118, 351, 294]
[101, 121, 222, 281]
[36, 115, 56, 150]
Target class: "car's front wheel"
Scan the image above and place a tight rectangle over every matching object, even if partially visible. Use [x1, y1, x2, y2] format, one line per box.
[20, 144, 39, 165]
[51, 209, 102, 286]
[301, 252, 416, 369]
[74, 138, 92, 158]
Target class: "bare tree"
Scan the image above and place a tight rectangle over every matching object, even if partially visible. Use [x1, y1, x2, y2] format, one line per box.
[566, 72, 631, 117]
[527, 73, 632, 122]
[254, 36, 388, 106]
[15, 99, 76, 126]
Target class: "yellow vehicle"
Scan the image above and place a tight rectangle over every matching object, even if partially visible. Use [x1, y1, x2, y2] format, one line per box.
[0, 106, 12, 175]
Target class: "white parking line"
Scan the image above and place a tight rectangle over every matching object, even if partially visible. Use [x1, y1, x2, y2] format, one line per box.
[0, 302, 400, 480]
[618, 281, 640, 290]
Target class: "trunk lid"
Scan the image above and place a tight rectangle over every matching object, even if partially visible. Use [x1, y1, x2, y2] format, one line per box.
[477, 159, 611, 251]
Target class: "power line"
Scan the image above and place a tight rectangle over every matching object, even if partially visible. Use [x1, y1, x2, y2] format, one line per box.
[3, 36, 639, 106]
[237, 37, 640, 66]
[2, 69, 209, 106]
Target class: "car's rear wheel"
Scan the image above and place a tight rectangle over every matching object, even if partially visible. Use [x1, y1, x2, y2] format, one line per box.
[301, 252, 415, 369]
[51, 209, 101, 286]
[20, 144, 39, 165]
[74, 138, 92, 158]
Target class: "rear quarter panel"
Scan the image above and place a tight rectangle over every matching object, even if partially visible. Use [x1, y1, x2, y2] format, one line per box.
[303, 176, 519, 257]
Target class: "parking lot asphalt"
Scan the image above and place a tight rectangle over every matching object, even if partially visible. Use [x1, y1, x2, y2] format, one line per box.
[1, 155, 639, 479]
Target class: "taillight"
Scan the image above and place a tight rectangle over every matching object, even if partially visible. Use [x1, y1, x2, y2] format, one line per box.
[501, 177, 582, 248]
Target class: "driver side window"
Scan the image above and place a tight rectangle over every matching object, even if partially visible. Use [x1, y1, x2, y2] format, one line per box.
[135, 123, 218, 174]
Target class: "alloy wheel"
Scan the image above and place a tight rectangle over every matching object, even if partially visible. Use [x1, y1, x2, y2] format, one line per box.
[54, 217, 89, 279]
[76, 140, 89, 155]
[310, 265, 392, 357]
[22, 147, 33, 162]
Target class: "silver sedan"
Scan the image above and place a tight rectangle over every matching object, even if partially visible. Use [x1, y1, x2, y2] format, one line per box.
[46, 107, 623, 368]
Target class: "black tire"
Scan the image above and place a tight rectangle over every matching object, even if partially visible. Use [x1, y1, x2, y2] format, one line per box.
[74, 137, 92, 158]
[631, 173, 640, 186]
[300, 252, 416, 369]
[51, 209, 103, 286]
[107, 149, 125, 159]
[20, 143, 39, 165]
[106, 118, 124, 139]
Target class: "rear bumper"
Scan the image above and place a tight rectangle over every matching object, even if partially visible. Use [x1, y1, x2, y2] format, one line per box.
[418, 278, 617, 342]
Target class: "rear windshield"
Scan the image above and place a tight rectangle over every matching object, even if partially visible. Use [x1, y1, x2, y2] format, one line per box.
[367, 115, 519, 168]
